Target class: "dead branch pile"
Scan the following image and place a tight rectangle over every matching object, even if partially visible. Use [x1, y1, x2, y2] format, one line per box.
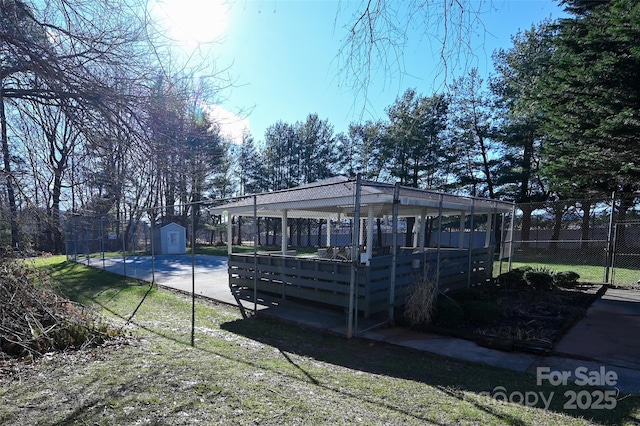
[0, 259, 115, 360]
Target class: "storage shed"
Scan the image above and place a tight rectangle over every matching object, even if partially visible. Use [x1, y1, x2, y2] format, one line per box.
[153, 222, 187, 255]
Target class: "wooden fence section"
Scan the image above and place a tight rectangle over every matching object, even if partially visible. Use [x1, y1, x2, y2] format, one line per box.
[228, 247, 493, 318]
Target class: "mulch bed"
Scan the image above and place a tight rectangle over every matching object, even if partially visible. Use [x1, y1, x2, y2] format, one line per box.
[418, 284, 606, 354]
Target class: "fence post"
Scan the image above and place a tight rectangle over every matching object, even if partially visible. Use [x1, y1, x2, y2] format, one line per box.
[100, 216, 105, 270]
[389, 182, 400, 323]
[150, 214, 156, 284]
[466, 198, 476, 288]
[506, 204, 516, 272]
[191, 206, 196, 347]
[347, 174, 361, 338]
[435, 195, 444, 293]
[604, 192, 616, 283]
[122, 217, 127, 277]
[253, 195, 258, 314]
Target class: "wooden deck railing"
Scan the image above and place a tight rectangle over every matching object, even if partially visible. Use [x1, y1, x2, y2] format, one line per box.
[228, 247, 493, 318]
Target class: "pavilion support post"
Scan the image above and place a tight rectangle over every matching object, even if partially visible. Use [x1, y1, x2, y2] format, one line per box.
[485, 213, 493, 247]
[281, 209, 288, 255]
[325, 217, 331, 247]
[389, 182, 400, 323]
[365, 207, 374, 263]
[459, 211, 466, 249]
[418, 209, 426, 253]
[227, 215, 233, 255]
[348, 174, 362, 338]
[467, 199, 476, 288]
[499, 212, 506, 275]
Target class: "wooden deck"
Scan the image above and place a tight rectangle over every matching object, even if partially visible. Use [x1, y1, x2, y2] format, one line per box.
[228, 247, 493, 318]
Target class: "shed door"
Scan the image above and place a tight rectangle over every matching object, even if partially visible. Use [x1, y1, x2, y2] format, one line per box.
[166, 231, 181, 254]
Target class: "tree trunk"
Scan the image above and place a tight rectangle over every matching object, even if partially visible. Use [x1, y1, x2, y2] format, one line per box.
[520, 204, 533, 249]
[550, 203, 564, 252]
[478, 135, 495, 198]
[0, 84, 20, 248]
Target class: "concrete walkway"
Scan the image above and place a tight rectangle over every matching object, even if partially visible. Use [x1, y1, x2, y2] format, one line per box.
[80, 254, 640, 394]
[362, 288, 640, 394]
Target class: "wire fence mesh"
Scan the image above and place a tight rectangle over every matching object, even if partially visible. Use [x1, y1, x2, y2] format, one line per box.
[64, 177, 516, 337]
[511, 195, 640, 285]
[611, 221, 640, 286]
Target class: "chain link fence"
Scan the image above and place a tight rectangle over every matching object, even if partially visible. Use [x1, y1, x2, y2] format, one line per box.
[611, 221, 640, 286]
[512, 195, 640, 285]
[64, 176, 516, 338]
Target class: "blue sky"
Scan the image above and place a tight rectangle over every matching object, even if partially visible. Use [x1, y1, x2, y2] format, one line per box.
[155, 0, 566, 144]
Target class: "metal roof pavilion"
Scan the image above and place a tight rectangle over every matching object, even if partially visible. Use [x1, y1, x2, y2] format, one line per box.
[208, 176, 514, 219]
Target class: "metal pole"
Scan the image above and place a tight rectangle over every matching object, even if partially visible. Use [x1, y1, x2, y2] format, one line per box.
[499, 213, 504, 275]
[100, 216, 105, 270]
[435, 195, 444, 293]
[253, 195, 258, 314]
[347, 174, 362, 338]
[610, 223, 619, 285]
[604, 192, 616, 283]
[191, 206, 196, 347]
[122, 218, 127, 277]
[85, 220, 89, 266]
[389, 182, 400, 322]
[467, 199, 476, 288]
[507, 204, 516, 272]
[150, 213, 156, 285]
[131, 214, 135, 257]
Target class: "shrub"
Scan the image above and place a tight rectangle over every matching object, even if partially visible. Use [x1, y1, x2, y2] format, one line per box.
[434, 297, 464, 328]
[553, 271, 581, 287]
[495, 266, 532, 288]
[524, 270, 554, 291]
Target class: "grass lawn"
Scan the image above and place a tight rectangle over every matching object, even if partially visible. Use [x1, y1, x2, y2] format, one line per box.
[2, 256, 638, 425]
[494, 258, 639, 286]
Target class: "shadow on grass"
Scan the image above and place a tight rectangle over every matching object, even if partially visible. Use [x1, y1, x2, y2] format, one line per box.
[220, 315, 640, 425]
[44, 260, 640, 425]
